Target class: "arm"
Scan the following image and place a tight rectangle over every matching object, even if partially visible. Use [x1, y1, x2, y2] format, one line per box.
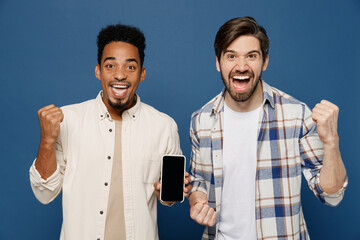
[312, 100, 347, 193]
[300, 102, 347, 206]
[188, 113, 216, 226]
[29, 104, 64, 204]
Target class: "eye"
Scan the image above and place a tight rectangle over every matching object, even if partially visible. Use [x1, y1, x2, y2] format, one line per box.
[105, 64, 114, 69]
[127, 65, 136, 70]
[248, 53, 258, 60]
[226, 54, 236, 60]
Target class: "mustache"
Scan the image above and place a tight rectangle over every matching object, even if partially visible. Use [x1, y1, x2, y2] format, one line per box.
[108, 80, 132, 86]
[229, 70, 254, 78]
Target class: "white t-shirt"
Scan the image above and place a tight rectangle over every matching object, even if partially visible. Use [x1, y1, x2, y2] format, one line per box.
[218, 103, 260, 240]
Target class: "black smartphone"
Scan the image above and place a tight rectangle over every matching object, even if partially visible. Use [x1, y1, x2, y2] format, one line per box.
[160, 154, 186, 202]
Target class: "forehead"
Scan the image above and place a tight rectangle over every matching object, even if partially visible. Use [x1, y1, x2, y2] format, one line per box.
[225, 35, 261, 54]
[102, 41, 140, 61]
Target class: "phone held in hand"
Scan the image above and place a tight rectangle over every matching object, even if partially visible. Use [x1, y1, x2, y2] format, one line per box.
[160, 154, 186, 203]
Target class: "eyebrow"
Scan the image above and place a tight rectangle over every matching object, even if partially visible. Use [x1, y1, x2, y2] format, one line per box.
[223, 50, 261, 55]
[102, 57, 139, 64]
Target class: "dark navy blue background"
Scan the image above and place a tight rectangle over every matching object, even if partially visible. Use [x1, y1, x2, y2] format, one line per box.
[0, 0, 359, 239]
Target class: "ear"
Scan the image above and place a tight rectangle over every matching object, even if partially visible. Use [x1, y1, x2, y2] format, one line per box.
[216, 56, 220, 72]
[262, 54, 269, 71]
[140, 67, 146, 82]
[95, 64, 101, 80]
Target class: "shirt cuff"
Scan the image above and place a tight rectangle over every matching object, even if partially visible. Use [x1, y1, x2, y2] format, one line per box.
[189, 185, 208, 197]
[29, 159, 61, 192]
[315, 173, 348, 206]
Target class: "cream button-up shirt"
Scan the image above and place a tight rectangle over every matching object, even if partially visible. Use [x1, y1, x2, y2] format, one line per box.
[29, 92, 181, 240]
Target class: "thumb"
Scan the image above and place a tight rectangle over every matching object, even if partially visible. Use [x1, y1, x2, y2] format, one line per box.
[153, 182, 161, 191]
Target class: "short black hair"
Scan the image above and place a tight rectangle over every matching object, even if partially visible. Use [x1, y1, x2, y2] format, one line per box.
[214, 16, 269, 62]
[97, 24, 146, 67]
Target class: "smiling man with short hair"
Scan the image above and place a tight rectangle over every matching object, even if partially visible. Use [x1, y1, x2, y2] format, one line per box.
[30, 24, 191, 240]
[188, 16, 348, 240]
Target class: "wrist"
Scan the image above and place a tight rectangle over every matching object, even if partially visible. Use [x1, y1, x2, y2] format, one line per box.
[189, 191, 207, 207]
[323, 136, 339, 149]
[40, 137, 57, 148]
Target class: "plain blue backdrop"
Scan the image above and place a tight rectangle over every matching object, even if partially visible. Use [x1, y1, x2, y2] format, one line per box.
[0, 0, 359, 239]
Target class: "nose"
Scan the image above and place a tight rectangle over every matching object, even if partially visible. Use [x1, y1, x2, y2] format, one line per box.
[113, 67, 126, 80]
[234, 58, 249, 72]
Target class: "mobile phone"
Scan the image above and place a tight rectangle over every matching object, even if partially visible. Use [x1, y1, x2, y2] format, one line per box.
[160, 154, 186, 202]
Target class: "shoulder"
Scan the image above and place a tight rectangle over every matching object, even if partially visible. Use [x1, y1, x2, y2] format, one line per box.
[270, 86, 310, 114]
[140, 102, 178, 128]
[191, 92, 222, 120]
[61, 98, 97, 119]
[271, 86, 301, 104]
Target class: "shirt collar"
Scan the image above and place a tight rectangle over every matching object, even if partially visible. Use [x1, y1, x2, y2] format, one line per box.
[261, 80, 275, 109]
[96, 91, 141, 121]
[211, 79, 275, 115]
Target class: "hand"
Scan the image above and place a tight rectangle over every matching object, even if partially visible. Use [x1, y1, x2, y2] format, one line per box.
[153, 171, 193, 200]
[190, 199, 217, 226]
[153, 182, 161, 200]
[37, 104, 64, 144]
[184, 171, 193, 197]
[312, 100, 339, 145]
[189, 191, 217, 227]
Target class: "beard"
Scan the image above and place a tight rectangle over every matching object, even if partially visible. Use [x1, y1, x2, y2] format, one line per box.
[221, 70, 262, 102]
[107, 94, 136, 110]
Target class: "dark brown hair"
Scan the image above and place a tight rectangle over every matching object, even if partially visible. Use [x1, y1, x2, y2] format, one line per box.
[214, 16, 269, 62]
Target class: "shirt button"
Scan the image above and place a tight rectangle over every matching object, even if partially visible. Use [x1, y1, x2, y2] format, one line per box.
[109, 129, 112, 132]
[100, 211, 104, 215]
[107, 156, 111, 160]
[100, 115, 103, 118]
[105, 182, 108, 186]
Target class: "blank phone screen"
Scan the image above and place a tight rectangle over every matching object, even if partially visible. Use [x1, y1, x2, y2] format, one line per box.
[161, 155, 185, 202]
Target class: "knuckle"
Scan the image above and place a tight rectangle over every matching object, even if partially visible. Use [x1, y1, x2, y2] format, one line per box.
[40, 110, 47, 118]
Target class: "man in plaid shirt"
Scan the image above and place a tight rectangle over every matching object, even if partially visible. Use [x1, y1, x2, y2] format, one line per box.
[188, 17, 348, 240]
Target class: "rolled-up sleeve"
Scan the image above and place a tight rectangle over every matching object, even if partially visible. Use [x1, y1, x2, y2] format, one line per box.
[29, 159, 63, 204]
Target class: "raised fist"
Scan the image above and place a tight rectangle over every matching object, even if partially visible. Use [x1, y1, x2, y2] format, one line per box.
[312, 100, 339, 145]
[37, 104, 64, 144]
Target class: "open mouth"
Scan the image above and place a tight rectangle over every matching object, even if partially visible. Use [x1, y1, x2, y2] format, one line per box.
[111, 84, 129, 98]
[232, 75, 250, 92]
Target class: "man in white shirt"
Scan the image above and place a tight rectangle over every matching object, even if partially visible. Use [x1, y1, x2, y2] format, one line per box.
[30, 24, 191, 240]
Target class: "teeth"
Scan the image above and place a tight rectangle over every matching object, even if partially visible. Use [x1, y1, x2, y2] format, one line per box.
[233, 76, 250, 80]
[112, 85, 128, 89]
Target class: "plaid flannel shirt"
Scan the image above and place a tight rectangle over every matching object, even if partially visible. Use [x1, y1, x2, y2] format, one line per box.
[189, 80, 348, 240]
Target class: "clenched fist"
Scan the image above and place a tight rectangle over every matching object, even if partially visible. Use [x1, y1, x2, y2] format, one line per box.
[312, 100, 339, 145]
[37, 104, 64, 144]
[189, 191, 217, 227]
